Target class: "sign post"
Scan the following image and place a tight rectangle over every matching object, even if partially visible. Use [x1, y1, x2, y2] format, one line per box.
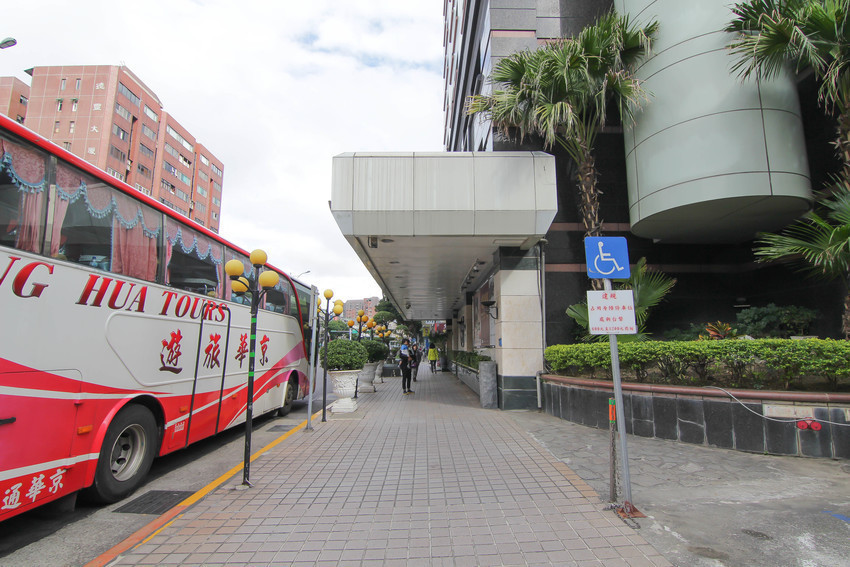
[584, 237, 640, 517]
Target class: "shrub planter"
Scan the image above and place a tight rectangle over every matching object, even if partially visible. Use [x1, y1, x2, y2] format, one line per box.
[542, 375, 850, 459]
[358, 361, 379, 393]
[329, 369, 359, 413]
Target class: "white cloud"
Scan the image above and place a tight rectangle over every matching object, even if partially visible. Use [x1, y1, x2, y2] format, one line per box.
[1, 0, 445, 302]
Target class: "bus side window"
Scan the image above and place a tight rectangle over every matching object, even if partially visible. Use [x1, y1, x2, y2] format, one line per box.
[165, 220, 223, 297]
[52, 160, 162, 281]
[0, 137, 48, 254]
[262, 277, 290, 314]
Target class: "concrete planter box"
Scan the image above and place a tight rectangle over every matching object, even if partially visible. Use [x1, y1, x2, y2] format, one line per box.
[542, 375, 850, 459]
[453, 361, 498, 409]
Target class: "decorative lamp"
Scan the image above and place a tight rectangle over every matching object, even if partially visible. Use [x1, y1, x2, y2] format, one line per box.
[258, 270, 279, 290]
[249, 249, 267, 267]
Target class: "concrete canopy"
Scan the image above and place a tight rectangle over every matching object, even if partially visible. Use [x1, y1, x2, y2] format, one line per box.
[330, 152, 557, 320]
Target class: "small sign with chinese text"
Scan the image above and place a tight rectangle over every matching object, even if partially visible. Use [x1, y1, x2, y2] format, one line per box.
[587, 290, 637, 335]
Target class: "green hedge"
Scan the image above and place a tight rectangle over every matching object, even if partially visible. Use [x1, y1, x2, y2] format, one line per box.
[544, 339, 850, 390]
[450, 350, 492, 370]
[320, 339, 368, 370]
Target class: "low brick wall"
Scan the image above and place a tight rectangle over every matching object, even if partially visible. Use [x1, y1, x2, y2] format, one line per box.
[543, 375, 850, 459]
[453, 361, 498, 409]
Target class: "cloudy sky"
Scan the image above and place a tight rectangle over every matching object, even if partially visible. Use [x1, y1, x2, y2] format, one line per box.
[1, 0, 446, 302]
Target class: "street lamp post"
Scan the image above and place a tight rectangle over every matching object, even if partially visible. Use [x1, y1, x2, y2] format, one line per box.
[320, 291, 345, 422]
[225, 249, 279, 487]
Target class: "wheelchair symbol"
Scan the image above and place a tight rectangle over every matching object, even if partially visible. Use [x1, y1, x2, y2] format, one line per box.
[592, 241, 622, 276]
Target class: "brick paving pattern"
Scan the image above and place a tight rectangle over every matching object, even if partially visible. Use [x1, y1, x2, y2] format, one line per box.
[116, 366, 671, 566]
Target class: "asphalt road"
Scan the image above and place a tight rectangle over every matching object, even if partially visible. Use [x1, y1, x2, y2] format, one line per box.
[0, 392, 328, 567]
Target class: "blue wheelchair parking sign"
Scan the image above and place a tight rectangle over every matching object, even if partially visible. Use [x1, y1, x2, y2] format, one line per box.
[585, 237, 630, 279]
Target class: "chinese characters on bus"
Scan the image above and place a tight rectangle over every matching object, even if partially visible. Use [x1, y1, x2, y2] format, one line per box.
[1, 468, 66, 511]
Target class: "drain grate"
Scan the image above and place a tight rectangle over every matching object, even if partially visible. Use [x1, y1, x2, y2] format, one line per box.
[268, 424, 295, 432]
[114, 490, 194, 515]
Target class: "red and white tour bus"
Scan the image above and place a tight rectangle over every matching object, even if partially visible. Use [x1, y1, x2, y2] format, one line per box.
[0, 114, 314, 522]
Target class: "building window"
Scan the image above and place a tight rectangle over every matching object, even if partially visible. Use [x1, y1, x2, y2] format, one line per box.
[112, 123, 129, 142]
[211, 211, 218, 220]
[212, 180, 221, 193]
[56, 99, 63, 112]
[163, 160, 178, 177]
[141, 124, 156, 140]
[212, 196, 221, 207]
[194, 202, 206, 214]
[196, 185, 208, 197]
[61, 78, 66, 91]
[16, 115, 24, 124]
[115, 103, 132, 121]
[164, 143, 180, 159]
[63, 142, 72, 150]
[178, 153, 191, 167]
[176, 189, 189, 202]
[137, 163, 152, 179]
[179, 171, 191, 185]
[143, 105, 158, 122]
[198, 170, 209, 182]
[109, 145, 127, 163]
[166, 125, 194, 152]
[71, 99, 78, 112]
[69, 121, 75, 134]
[54, 121, 60, 133]
[200, 154, 210, 166]
[139, 143, 155, 159]
[160, 197, 176, 210]
[135, 183, 152, 195]
[211, 163, 222, 177]
[118, 82, 141, 106]
[75, 78, 81, 90]
[106, 167, 125, 181]
[195, 218, 205, 226]
[19, 95, 27, 105]
[161, 179, 175, 193]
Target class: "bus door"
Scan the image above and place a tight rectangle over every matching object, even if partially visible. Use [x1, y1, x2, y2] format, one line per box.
[184, 302, 232, 446]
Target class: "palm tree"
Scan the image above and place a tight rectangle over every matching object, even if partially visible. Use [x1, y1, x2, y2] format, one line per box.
[754, 183, 850, 338]
[466, 11, 658, 239]
[726, 0, 850, 178]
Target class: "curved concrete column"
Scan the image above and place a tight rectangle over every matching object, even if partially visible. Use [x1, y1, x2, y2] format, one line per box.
[615, 0, 812, 243]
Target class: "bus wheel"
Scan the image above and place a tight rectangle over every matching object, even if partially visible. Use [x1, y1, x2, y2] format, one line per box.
[88, 405, 158, 504]
[278, 379, 295, 417]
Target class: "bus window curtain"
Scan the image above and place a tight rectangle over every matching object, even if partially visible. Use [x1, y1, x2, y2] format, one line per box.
[111, 191, 159, 281]
[0, 139, 46, 254]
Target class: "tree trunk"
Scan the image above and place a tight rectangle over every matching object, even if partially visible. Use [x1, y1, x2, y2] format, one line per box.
[841, 272, 850, 341]
[576, 151, 603, 289]
[837, 109, 850, 182]
[577, 154, 602, 238]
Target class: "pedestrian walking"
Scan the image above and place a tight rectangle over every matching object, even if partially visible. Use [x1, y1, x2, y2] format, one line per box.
[411, 344, 421, 382]
[399, 339, 413, 394]
[428, 344, 438, 372]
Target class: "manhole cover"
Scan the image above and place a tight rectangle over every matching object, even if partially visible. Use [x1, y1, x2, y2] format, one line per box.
[113, 490, 194, 515]
[268, 424, 295, 432]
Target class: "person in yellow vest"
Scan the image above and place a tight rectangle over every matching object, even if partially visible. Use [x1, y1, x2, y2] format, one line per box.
[427, 344, 438, 372]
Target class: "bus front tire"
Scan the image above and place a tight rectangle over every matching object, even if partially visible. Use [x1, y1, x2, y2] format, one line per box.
[88, 404, 158, 504]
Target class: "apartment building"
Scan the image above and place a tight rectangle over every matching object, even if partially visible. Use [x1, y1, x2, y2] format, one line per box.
[7, 65, 223, 231]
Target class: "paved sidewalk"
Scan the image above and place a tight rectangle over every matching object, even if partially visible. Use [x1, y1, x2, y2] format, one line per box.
[512, 410, 850, 567]
[111, 366, 671, 566]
